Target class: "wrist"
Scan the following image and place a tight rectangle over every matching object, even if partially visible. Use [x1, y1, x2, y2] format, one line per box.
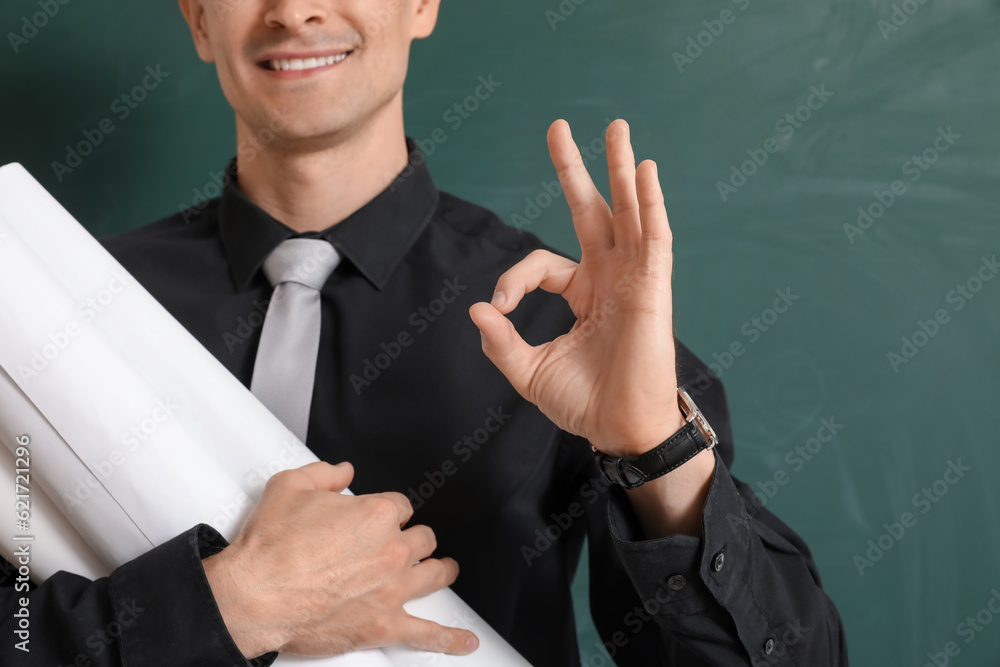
[591, 388, 718, 491]
[203, 546, 283, 658]
[610, 409, 687, 458]
[625, 447, 716, 538]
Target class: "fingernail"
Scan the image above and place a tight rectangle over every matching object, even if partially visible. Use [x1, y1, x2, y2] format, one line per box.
[490, 290, 506, 307]
[466, 635, 479, 652]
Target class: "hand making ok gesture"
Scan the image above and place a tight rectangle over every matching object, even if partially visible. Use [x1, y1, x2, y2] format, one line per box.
[470, 119, 687, 459]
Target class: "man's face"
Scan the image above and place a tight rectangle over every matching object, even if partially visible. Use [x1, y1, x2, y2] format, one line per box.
[180, 0, 439, 146]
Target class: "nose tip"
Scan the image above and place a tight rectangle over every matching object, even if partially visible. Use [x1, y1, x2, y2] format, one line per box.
[264, 0, 325, 32]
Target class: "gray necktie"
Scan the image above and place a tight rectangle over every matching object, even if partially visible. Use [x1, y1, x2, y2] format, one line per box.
[250, 238, 341, 442]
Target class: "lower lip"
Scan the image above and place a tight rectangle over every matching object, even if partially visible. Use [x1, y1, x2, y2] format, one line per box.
[262, 53, 351, 80]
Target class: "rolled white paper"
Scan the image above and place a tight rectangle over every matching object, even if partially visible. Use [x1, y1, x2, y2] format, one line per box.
[0, 162, 530, 667]
[0, 406, 107, 582]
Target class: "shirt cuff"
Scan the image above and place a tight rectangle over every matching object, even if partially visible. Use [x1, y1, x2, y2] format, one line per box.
[607, 449, 756, 620]
[109, 524, 279, 667]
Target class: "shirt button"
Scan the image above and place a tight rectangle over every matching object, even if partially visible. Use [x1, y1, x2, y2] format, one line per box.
[712, 551, 726, 572]
[763, 638, 775, 654]
[667, 574, 686, 591]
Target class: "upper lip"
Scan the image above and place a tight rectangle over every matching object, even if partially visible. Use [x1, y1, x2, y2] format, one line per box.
[256, 48, 354, 63]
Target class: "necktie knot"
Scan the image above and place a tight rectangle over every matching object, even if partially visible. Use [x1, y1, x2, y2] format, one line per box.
[263, 238, 340, 291]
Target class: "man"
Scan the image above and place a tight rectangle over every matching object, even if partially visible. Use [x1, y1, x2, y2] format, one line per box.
[0, 0, 847, 664]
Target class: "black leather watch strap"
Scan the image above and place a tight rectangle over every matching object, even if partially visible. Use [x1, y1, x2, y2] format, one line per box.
[592, 388, 718, 490]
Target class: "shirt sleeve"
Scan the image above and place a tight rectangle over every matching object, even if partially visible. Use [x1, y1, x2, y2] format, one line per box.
[604, 452, 847, 664]
[575, 339, 847, 665]
[0, 524, 278, 667]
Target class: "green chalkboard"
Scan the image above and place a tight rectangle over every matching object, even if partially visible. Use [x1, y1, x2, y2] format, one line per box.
[2, 1, 1000, 664]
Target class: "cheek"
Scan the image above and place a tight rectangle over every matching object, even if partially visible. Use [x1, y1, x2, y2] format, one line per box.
[212, 47, 258, 118]
[213, 54, 241, 100]
[367, 28, 412, 83]
[204, 11, 261, 95]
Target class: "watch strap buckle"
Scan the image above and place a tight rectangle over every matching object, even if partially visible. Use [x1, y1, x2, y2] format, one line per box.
[592, 449, 647, 490]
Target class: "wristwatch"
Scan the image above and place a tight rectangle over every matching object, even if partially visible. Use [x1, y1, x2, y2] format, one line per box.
[592, 387, 718, 490]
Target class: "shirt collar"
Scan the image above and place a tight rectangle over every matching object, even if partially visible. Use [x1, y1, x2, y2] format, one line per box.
[218, 136, 439, 292]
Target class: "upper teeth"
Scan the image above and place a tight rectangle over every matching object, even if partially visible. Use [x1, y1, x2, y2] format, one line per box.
[270, 53, 348, 71]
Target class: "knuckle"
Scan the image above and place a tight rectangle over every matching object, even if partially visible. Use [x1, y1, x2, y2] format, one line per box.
[433, 559, 454, 587]
[414, 524, 438, 554]
[435, 629, 456, 652]
[383, 539, 411, 568]
[366, 496, 400, 523]
[383, 491, 409, 508]
[555, 163, 577, 180]
[366, 614, 394, 643]
[570, 198, 602, 217]
[527, 248, 551, 263]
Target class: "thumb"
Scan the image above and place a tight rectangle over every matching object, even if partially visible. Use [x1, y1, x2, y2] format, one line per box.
[469, 302, 537, 396]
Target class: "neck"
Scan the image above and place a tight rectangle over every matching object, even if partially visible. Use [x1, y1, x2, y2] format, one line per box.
[233, 97, 410, 234]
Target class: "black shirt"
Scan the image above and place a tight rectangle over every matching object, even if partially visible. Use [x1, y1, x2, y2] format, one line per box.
[0, 138, 847, 666]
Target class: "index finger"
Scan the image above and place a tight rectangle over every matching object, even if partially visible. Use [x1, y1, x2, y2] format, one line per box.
[491, 248, 578, 315]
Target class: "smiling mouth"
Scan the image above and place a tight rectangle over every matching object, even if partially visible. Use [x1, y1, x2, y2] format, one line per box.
[260, 51, 353, 72]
